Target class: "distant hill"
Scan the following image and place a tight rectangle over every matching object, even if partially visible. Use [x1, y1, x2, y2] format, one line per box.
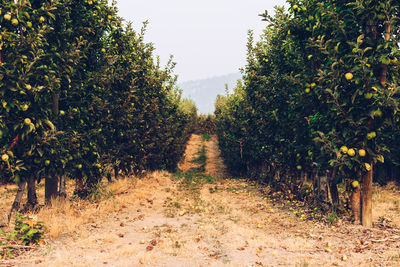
[179, 73, 242, 114]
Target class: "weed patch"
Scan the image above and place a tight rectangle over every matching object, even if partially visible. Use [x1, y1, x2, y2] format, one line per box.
[0, 213, 46, 259]
[189, 145, 207, 173]
[201, 134, 211, 141]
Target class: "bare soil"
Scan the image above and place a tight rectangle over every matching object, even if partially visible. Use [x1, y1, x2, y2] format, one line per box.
[1, 134, 400, 267]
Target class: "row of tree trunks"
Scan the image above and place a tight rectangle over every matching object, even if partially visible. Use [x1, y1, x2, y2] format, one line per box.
[261, 163, 373, 227]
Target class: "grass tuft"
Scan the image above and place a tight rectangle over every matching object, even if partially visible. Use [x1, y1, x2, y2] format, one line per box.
[201, 134, 211, 141]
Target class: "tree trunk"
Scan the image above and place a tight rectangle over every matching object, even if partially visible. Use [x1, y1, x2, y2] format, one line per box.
[8, 180, 27, 224]
[283, 172, 289, 184]
[58, 175, 67, 198]
[312, 170, 320, 198]
[362, 161, 373, 227]
[75, 174, 84, 192]
[27, 176, 38, 207]
[302, 171, 308, 185]
[350, 183, 361, 224]
[114, 165, 119, 180]
[328, 168, 339, 207]
[274, 169, 280, 182]
[45, 175, 58, 205]
[107, 173, 113, 183]
[52, 93, 60, 117]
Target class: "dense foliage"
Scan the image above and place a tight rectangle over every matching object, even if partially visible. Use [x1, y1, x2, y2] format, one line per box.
[195, 114, 216, 134]
[0, 0, 195, 204]
[216, 1, 400, 226]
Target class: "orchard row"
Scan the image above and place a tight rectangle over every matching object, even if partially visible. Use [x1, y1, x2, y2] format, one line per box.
[0, 0, 197, 208]
[215, 1, 400, 227]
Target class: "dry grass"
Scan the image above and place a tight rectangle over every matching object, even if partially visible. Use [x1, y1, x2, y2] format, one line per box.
[0, 171, 172, 239]
[1, 135, 400, 266]
[372, 181, 400, 227]
[38, 171, 175, 239]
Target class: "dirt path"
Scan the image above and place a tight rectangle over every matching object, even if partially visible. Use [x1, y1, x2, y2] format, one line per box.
[9, 135, 400, 266]
[205, 135, 227, 179]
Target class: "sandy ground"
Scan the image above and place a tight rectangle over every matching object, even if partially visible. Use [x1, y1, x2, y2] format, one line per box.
[1, 135, 400, 267]
[205, 135, 227, 179]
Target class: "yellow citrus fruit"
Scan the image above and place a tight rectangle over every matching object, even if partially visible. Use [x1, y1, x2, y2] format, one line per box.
[345, 72, 353, 80]
[4, 14, 11, 21]
[358, 149, 366, 157]
[364, 93, 373, 99]
[11, 18, 18, 26]
[340, 146, 348, 154]
[367, 131, 376, 140]
[21, 104, 29, 111]
[1, 154, 9, 162]
[374, 109, 382, 117]
[364, 163, 371, 171]
[24, 118, 31, 125]
[351, 180, 359, 188]
[347, 148, 355, 157]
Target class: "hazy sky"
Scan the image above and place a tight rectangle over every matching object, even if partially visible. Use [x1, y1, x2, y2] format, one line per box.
[115, 0, 287, 82]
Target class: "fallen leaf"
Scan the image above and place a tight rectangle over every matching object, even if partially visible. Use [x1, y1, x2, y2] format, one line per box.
[146, 245, 154, 251]
[179, 210, 186, 216]
[237, 247, 245, 251]
[118, 233, 124, 238]
[150, 239, 157, 246]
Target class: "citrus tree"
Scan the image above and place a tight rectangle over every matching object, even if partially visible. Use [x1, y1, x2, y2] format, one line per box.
[216, 0, 400, 227]
[288, 0, 400, 227]
[0, 0, 61, 210]
[1, 0, 196, 212]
